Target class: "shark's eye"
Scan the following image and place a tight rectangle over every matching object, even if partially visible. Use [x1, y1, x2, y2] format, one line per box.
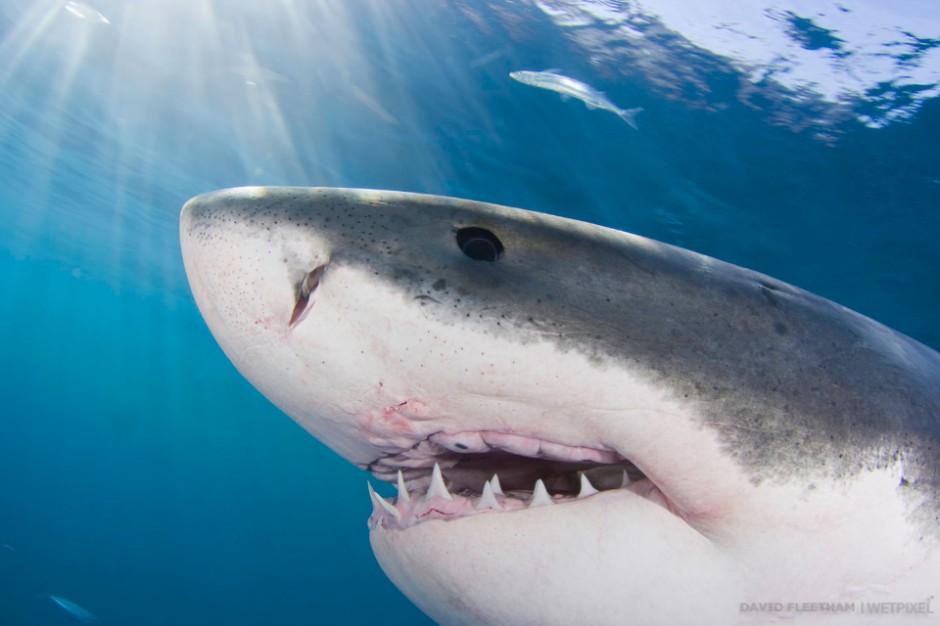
[456, 227, 503, 262]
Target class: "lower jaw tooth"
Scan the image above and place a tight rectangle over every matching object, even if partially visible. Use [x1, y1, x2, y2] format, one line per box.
[426, 462, 454, 501]
[371, 465, 630, 526]
[368, 482, 401, 520]
[490, 474, 504, 496]
[476, 480, 502, 511]
[528, 479, 554, 508]
[578, 472, 599, 498]
[396, 470, 411, 504]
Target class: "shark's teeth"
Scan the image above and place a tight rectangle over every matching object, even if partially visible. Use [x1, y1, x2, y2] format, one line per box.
[578, 473, 599, 498]
[369, 463, 645, 529]
[490, 473, 504, 496]
[529, 479, 553, 508]
[368, 482, 401, 520]
[476, 480, 503, 511]
[396, 470, 410, 504]
[621, 469, 632, 488]
[426, 462, 454, 501]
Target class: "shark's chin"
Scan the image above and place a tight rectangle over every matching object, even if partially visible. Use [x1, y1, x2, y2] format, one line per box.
[370, 489, 740, 626]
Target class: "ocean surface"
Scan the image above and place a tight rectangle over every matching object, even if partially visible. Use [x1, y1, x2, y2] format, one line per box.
[0, 1, 937, 624]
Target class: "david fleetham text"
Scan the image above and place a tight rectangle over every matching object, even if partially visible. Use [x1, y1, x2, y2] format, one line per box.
[739, 599, 934, 615]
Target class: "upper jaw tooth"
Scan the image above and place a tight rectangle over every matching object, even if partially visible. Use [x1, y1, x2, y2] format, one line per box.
[425, 462, 454, 501]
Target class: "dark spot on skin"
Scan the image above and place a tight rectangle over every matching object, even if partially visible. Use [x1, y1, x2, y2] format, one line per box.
[432, 279, 447, 291]
[774, 322, 788, 336]
[454, 443, 468, 450]
[456, 227, 504, 261]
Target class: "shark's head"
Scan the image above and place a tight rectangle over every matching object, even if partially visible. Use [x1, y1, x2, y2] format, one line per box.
[181, 187, 940, 625]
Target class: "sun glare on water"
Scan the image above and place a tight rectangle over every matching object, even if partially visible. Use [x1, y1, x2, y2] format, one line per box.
[0, 0, 450, 298]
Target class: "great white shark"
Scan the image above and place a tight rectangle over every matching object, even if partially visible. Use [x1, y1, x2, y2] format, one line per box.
[180, 187, 940, 625]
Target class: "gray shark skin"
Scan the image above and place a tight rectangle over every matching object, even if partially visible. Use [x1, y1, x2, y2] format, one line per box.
[180, 187, 940, 625]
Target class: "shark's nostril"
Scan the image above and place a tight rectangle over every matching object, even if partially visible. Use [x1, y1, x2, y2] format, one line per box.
[289, 263, 327, 328]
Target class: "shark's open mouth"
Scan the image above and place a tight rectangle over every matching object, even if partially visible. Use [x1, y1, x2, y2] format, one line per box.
[366, 431, 670, 530]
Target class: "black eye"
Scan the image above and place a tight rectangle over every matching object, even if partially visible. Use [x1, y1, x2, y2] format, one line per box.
[456, 227, 503, 261]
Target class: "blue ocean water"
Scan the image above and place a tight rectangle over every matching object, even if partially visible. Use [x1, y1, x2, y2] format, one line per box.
[0, 1, 937, 624]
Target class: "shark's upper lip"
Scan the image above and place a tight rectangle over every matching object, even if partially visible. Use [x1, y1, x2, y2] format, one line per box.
[368, 429, 627, 483]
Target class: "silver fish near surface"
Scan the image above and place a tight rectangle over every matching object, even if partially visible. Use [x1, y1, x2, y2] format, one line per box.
[510, 69, 643, 129]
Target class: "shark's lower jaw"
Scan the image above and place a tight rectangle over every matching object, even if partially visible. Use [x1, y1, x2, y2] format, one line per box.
[366, 430, 672, 531]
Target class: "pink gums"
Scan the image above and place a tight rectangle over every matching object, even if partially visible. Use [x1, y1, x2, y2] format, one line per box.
[368, 491, 529, 531]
